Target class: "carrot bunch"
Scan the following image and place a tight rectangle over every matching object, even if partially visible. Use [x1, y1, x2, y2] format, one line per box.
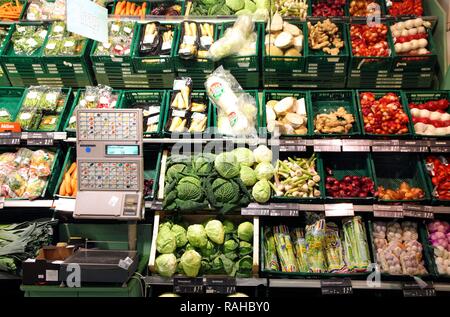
[59, 162, 77, 197]
[114, 1, 146, 18]
[0, 0, 23, 21]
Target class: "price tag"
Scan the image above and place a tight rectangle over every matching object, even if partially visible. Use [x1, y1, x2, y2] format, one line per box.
[372, 146, 400, 152]
[321, 278, 353, 295]
[403, 282, 436, 297]
[402, 204, 434, 219]
[26, 132, 54, 146]
[0, 132, 21, 145]
[270, 209, 299, 217]
[314, 139, 341, 152]
[151, 201, 163, 211]
[373, 205, 403, 218]
[430, 147, 450, 153]
[324, 204, 355, 217]
[342, 140, 371, 152]
[173, 277, 203, 294]
[241, 208, 270, 216]
[205, 277, 236, 295]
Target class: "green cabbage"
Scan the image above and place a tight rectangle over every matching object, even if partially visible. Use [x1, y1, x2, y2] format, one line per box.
[176, 176, 203, 201]
[200, 240, 216, 257]
[180, 250, 202, 277]
[253, 145, 273, 163]
[224, 239, 238, 253]
[171, 224, 188, 248]
[239, 241, 253, 256]
[252, 179, 271, 203]
[244, 0, 257, 12]
[238, 222, 254, 242]
[212, 178, 240, 203]
[192, 155, 214, 175]
[166, 163, 189, 181]
[214, 152, 240, 179]
[239, 166, 257, 187]
[187, 224, 208, 249]
[157, 226, 177, 254]
[233, 148, 255, 167]
[254, 162, 274, 180]
[223, 220, 235, 234]
[225, 0, 244, 11]
[155, 254, 177, 277]
[205, 220, 225, 244]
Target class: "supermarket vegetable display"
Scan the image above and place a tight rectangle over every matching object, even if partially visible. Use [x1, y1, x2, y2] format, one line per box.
[372, 221, 427, 275]
[425, 156, 450, 201]
[58, 163, 77, 198]
[359, 92, 410, 135]
[350, 23, 390, 58]
[349, 0, 382, 16]
[44, 22, 86, 56]
[386, 0, 423, 17]
[409, 98, 450, 136]
[154, 219, 253, 278]
[307, 19, 344, 56]
[265, 95, 308, 135]
[0, 148, 55, 200]
[312, 0, 345, 17]
[0, 219, 56, 273]
[265, 14, 304, 57]
[0, 0, 23, 21]
[274, 0, 308, 19]
[263, 216, 371, 273]
[26, 0, 65, 20]
[314, 107, 355, 134]
[10, 24, 47, 55]
[114, 1, 146, 17]
[94, 21, 135, 56]
[391, 18, 432, 56]
[427, 220, 450, 275]
[67, 85, 119, 131]
[190, 0, 272, 19]
[271, 154, 321, 199]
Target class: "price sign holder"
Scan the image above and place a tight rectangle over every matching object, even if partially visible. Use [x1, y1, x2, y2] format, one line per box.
[321, 278, 353, 295]
[324, 203, 355, 217]
[205, 277, 236, 295]
[173, 277, 204, 294]
[373, 205, 403, 218]
[314, 139, 341, 152]
[0, 132, 21, 145]
[402, 204, 434, 219]
[278, 139, 307, 152]
[26, 132, 54, 146]
[403, 282, 436, 297]
[342, 140, 371, 152]
[430, 140, 450, 153]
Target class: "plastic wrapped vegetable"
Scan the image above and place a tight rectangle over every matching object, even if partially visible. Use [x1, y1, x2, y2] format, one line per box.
[205, 66, 258, 138]
[305, 219, 327, 273]
[290, 227, 308, 272]
[95, 21, 135, 56]
[16, 108, 40, 131]
[263, 226, 280, 271]
[342, 216, 370, 270]
[30, 149, 54, 177]
[23, 177, 47, 199]
[11, 25, 47, 55]
[22, 87, 45, 108]
[378, 240, 403, 275]
[40, 88, 61, 111]
[38, 115, 58, 131]
[324, 222, 346, 272]
[273, 225, 298, 272]
[0, 108, 11, 122]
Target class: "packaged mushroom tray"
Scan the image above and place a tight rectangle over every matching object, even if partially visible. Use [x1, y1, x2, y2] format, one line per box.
[164, 78, 209, 135]
[178, 21, 215, 61]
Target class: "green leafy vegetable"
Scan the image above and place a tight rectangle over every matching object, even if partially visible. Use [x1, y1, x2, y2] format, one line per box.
[240, 166, 257, 187]
[155, 254, 177, 277]
[180, 250, 202, 277]
[214, 152, 240, 179]
[232, 148, 255, 167]
[254, 162, 275, 180]
[187, 224, 208, 249]
[171, 224, 188, 248]
[205, 220, 225, 245]
[252, 179, 271, 203]
[238, 222, 254, 242]
[156, 226, 177, 254]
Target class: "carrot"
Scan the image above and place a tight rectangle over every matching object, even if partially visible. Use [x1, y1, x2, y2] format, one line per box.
[68, 162, 77, 175]
[64, 172, 72, 196]
[71, 177, 77, 196]
[141, 2, 146, 18]
[125, 1, 131, 15]
[115, 1, 124, 15]
[72, 185, 77, 197]
[59, 180, 67, 196]
[130, 3, 136, 15]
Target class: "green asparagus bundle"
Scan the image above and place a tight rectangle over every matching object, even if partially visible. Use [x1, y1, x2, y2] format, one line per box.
[273, 225, 298, 272]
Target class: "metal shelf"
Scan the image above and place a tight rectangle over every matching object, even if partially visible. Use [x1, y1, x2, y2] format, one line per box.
[144, 276, 267, 287]
[2, 200, 54, 208]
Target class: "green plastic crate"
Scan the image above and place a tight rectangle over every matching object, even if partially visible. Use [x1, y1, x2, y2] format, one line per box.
[211, 90, 262, 137]
[263, 21, 306, 74]
[144, 146, 162, 200]
[422, 156, 450, 206]
[305, 21, 349, 73]
[261, 90, 312, 138]
[346, 0, 386, 16]
[310, 0, 349, 16]
[310, 90, 362, 137]
[120, 89, 167, 137]
[356, 90, 414, 138]
[402, 90, 450, 139]
[0, 87, 25, 121]
[321, 152, 376, 203]
[21, 223, 152, 297]
[348, 22, 395, 72]
[163, 90, 212, 137]
[148, 0, 186, 16]
[63, 89, 123, 136]
[220, 22, 262, 73]
[259, 216, 372, 279]
[132, 22, 177, 73]
[271, 151, 325, 203]
[228, 69, 260, 89]
[367, 219, 434, 280]
[174, 21, 218, 73]
[372, 153, 431, 203]
[263, 72, 346, 89]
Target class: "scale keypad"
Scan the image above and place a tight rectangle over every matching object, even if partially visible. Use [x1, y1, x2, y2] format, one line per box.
[78, 111, 139, 141]
[79, 161, 139, 191]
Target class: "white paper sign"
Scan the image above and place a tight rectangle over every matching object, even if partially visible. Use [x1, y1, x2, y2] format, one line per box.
[67, 0, 108, 43]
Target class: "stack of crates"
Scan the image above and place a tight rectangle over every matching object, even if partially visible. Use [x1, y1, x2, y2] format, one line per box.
[216, 22, 262, 89]
[0, 24, 12, 86]
[263, 21, 348, 89]
[174, 22, 218, 89]
[0, 22, 93, 87]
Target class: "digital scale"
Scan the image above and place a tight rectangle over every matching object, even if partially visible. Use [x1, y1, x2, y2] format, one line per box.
[74, 109, 144, 220]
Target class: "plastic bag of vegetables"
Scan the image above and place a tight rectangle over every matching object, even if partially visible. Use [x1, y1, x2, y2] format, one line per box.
[205, 66, 258, 138]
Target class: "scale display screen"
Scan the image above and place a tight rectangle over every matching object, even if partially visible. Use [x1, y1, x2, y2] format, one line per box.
[106, 145, 139, 156]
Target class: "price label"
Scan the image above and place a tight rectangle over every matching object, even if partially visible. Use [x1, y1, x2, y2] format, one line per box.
[205, 277, 236, 295]
[241, 208, 270, 216]
[342, 141, 370, 152]
[430, 147, 450, 153]
[372, 146, 400, 152]
[321, 278, 353, 295]
[314, 145, 341, 152]
[373, 205, 403, 218]
[173, 277, 203, 294]
[403, 282, 436, 297]
[402, 205, 434, 219]
[26, 132, 54, 146]
[324, 204, 355, 217]
[151, 201, 163, 211]
[0, 132, 21, 145]
[0, 197, 4, 209]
